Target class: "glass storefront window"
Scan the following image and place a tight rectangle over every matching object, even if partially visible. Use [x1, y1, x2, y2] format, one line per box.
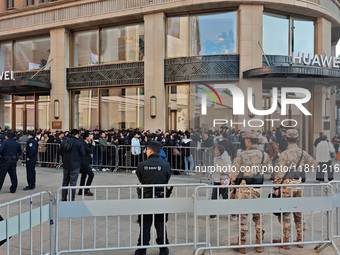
[167, 84, 235, 131]
[0, 42, 12, 71]
[263, 13, 289, 55]
[100, 87, 144, 130]
[190, 12, 237, 56]
[167, 16, 189, 57]
[14, 37, 50, 71]
[0, 94, 11, 103]
[292, 18, 314, 55]
[73, 29, 99, 66]
[13, 94, 34, 102]
[71, 90, 99, 130]
[263, 13, 314, 56]
[0, 104, 11, 130]
[36, 102, 50, 131]
[36, 93, 50, 102]
[189, 83, 234, 131]
[100, 24, 144, 63]
[167, 85, 188, 131]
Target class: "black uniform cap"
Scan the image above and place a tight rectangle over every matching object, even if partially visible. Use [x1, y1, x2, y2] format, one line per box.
[28, 132, 36, 137]
[5, 131, 14, 138]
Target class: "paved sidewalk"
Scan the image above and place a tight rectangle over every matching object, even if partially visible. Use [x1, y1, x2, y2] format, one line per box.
[0, 165, 339, 254]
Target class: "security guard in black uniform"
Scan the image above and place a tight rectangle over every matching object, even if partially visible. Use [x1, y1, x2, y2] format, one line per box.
[135, 141, 171, 255]
[24, 132, 38, 190]
[0, 131, 22, 193]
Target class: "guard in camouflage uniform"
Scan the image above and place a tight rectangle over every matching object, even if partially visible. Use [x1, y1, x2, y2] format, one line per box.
[230, 131, 271, 254]
[273, 129, 317, 250]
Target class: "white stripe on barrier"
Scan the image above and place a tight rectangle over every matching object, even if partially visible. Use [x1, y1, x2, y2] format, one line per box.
[58, 197, 194, 218]
[0, 204, 50, 240]
[195, 197, 333, 215]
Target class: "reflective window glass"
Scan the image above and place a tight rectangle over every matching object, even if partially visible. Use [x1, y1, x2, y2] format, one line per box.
[0, 42, 12, 71]
[100, 24, 144, 63]
[101, 87, 144, 130]
[189, 83, 234, 131]
[73, 29, 99, 66]
[167, 16, 189, 57]
[263, 13, 289, 55]
[14, 37, 50, 71]
[167, 85, 188, 131]
[36, 102, 50, 131]
[36, 93, 50, 101]
[13, 94, 34, 103]
[0, 104, 11, 130]
[292, 18, 314, 55]
[71, 90, 99, 130]
[190, 12, 237, 56]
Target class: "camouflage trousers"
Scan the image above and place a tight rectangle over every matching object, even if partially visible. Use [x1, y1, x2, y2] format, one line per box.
[278, 179, 307, 239]
[234, 184, 264, 241]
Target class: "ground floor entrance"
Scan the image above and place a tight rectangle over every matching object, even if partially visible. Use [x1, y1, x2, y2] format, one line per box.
[0, 92, 50, 132]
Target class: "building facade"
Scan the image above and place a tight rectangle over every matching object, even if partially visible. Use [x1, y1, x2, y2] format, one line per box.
[0, 0, 340, 153]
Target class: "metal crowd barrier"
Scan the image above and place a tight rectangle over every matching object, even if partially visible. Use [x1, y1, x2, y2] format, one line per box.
[329, 180, 340, 253]
[193, 183, 337, 254]
[113, 145, 147, 171]
[3, 182, 340, 255]
[54, 183, 207, 255]
[0, 191, 54, 255]
[112, 145, 215, 174]
[19, 142, 61, 168]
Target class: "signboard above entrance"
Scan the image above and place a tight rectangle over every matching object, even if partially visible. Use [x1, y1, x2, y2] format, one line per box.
[292, 52, 340, 68]
[0, 71, 15, 80]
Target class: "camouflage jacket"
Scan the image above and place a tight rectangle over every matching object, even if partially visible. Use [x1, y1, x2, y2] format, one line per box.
[274, 144, 317, 184]
[231, 147, 271, 185]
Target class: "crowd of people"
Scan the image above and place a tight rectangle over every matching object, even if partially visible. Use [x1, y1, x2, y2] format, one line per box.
[0, 127, 338, 178]
[0, 126, 339, 254]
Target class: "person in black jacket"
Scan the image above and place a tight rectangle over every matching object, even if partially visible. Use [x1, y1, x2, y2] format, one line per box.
[135, 141, 171, 255]
[218, 132, 234, 160]
[78, 132, 95, 196]
[60, 129, 86, 201]
[24, 132, 38, 190]
[0, 131, 22, 193]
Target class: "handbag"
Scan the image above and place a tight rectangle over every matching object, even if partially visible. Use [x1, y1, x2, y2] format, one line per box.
[172, 147, 181, 156]
[269, 150, 304, 216]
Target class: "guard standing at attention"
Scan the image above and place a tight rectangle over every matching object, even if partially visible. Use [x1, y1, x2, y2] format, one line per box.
[0, 131, 22, 193]
[135, 141, 171, 255]
[24, 131, 38, 190]
[272, 129, 317, 250]
[230, 131, 271, 254]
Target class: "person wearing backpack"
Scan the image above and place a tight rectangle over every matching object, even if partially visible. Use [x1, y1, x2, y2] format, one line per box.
[60, 129, 86, 201]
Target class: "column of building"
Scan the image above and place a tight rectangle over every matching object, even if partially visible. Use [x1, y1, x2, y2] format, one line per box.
[50, 28, 70, 130]
[314, 18, 335, 143]
[143, 13, 166, 131]
[238, 4, 264, 131]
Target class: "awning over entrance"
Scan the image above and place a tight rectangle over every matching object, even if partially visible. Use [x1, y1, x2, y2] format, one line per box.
[243, 66, 340, 86]
[0, 79, 51, 92]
